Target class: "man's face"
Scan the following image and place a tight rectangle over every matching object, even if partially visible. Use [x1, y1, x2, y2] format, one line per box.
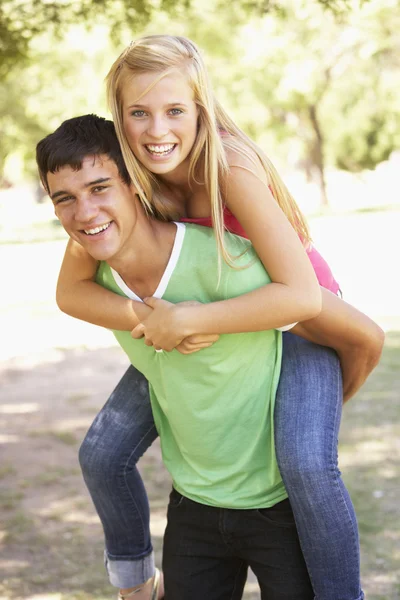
[48, 155, 137, 263]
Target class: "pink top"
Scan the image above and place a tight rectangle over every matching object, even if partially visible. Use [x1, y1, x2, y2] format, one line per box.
[181, 206, 340, 295]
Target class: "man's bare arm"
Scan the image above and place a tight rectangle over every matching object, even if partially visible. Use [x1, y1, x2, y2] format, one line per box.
[291, 288, 385, 402]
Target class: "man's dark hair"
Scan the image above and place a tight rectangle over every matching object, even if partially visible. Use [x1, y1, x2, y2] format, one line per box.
[36, 114, 131, 193]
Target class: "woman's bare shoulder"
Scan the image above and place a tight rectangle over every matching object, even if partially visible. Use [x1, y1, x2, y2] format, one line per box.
[222, 140, 268, 186]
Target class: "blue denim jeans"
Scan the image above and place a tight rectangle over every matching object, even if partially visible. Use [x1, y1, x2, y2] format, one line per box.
[79, 333, 364, 599]
[275, 334, 363, 600]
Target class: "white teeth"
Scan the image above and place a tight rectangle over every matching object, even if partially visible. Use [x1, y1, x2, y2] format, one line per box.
[146, 143, 175, 155]
[84, 222, 111, 235]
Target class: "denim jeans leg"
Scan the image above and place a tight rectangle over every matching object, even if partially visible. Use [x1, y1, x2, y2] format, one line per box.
[79, 364, 158, 589]
[275, 333, 364, 600]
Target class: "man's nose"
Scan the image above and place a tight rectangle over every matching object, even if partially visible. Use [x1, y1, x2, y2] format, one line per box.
[147, 115, 169, 139]
[74, 197, 99, 222]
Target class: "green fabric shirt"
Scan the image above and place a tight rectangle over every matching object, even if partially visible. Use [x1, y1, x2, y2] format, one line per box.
[96, 223, 287, 509]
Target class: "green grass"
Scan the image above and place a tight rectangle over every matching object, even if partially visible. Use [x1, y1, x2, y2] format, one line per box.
[29, 429, 78, 445]
[0, 465, 16, 479]
[67, 392, 92, 405]
[337, 331, 400, 599]
[34, 467, 80, 486]
[0, 490, 24, 511]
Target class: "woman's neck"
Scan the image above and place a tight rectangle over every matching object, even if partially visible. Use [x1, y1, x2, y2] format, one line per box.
[159, 154, 205, 194]
[158, 161, 192, 196]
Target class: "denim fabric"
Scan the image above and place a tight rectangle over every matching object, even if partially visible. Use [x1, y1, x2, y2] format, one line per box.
[275, 333, 364, 600]
[163, 490, 313, 600]
[79, 334, 364, 598]
[79, 365, 157, 588]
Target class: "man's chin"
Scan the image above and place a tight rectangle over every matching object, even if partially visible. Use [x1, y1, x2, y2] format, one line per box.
[77, 242, 114, 263]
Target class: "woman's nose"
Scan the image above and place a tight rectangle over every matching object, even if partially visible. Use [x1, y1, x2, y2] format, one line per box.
[147, 115, 169, 139]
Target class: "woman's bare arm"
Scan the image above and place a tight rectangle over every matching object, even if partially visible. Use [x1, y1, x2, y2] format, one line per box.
[134, 162, 322, 349]
[56, 238, 152, 330]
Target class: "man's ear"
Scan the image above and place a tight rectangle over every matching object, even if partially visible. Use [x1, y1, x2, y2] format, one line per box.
[128, 182, 139, 196]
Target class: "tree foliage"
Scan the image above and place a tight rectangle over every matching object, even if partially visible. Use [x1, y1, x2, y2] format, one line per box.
[0, 0, 371, 74]
[204, 0, 400, 202]
[0, 0, 187, 75]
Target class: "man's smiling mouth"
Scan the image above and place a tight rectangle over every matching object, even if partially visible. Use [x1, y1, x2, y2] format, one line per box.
[83, 222, 112, 235]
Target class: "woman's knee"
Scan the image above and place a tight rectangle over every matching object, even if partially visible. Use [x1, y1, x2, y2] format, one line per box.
[79, 428, 113, 480]
[79, 368, 155, 482]
[278, 449, 327, 479]
[276, 440, 341, 496]
[79, 414, 157, 485]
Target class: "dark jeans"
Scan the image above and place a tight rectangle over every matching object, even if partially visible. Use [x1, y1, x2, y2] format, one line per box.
[163, 489, 313, 600]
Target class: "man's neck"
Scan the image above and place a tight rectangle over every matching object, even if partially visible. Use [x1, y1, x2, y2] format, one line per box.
[108, 219, 178, 300]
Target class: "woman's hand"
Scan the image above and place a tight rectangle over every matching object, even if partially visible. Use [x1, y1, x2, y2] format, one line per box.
[131, 298, 218, 353]
[175, 333, 220, 355]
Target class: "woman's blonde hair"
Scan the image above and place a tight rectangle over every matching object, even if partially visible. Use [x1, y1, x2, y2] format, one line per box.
[106, 35, 311, 267]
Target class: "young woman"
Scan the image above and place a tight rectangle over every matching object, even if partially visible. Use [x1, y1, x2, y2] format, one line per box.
[56, 36, 382, 600]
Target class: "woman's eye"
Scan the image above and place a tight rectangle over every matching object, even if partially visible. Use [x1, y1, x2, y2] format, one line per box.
[131, 110, 146, 118]
[169, 108, 183, 116]
[93, 186, 107, 193]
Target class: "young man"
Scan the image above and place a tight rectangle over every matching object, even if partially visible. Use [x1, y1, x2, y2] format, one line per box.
[36, 115, 383, 600]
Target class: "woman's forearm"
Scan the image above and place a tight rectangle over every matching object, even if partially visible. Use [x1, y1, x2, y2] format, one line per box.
[56, 238, 152, 330]
[179, 283, 321, 336]
[133, 282, 320, 351]
[57, 279, 152, 331]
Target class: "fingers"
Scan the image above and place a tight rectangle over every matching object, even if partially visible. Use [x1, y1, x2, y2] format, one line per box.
[132, 329, 219, 353]
[186, 334, 220, 344]
[131, 323, 145, 339]
[143, 296, 163, 308]
[132, 324, 167, 350]
[176, 340, 218, 355]
[144, 338, 170, 351]
[178, 345, 211, 355]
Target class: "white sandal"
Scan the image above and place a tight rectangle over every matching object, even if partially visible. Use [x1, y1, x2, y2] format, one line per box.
[118, 568, 161, 600]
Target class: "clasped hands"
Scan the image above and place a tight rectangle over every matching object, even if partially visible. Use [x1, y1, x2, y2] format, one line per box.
[131, 297, 219, 355]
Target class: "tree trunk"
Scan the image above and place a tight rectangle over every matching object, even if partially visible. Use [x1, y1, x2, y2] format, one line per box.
[308, 104, 329, 208]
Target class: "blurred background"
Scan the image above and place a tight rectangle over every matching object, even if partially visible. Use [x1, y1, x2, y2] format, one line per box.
[0, 0, 399, 599]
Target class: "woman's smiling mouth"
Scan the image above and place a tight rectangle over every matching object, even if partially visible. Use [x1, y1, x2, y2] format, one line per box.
[145, 143, 177, 157]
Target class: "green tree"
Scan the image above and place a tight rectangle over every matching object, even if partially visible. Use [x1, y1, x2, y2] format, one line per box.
[0, 0, 177, 75]
[325, 2, 400, 173]
[0, 26, 112, 181]
[0, 0, 370, 73]
[220, 0, 400, 206]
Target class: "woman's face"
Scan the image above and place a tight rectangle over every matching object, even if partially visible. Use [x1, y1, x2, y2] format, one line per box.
[122, 70, 199, 179]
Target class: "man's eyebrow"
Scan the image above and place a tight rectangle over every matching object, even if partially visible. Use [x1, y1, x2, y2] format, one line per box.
[50, 177, 112, 201]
